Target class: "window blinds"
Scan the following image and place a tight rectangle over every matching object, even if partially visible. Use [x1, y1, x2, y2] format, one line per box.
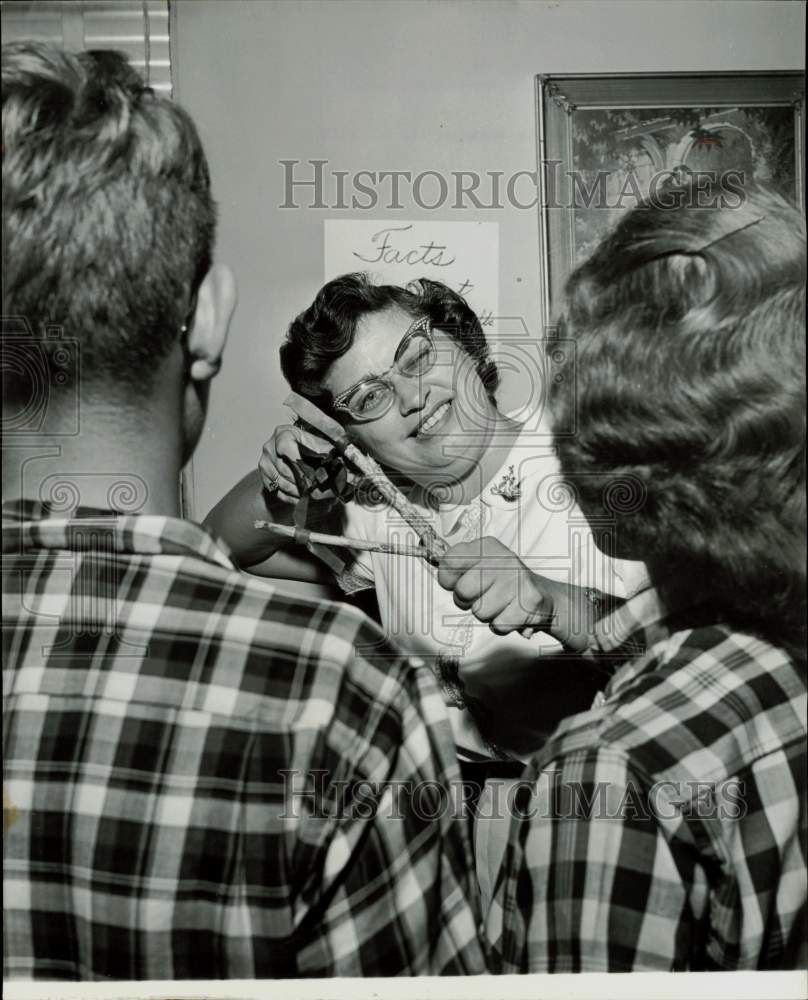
[0, 1, 172, 94]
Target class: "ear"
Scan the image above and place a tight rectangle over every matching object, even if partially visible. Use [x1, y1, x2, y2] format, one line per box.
[187, 263, 237, 382]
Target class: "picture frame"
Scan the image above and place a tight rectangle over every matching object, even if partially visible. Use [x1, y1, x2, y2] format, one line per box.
[535, 72, 805, 325]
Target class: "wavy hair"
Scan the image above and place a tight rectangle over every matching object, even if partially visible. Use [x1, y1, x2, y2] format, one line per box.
[280, 272, 499, 411]
[2, 42, 216, 401]
[550, 182, 806, 654]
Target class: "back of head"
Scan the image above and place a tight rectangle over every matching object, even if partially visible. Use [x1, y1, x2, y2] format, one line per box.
[550, 181, 806, 652]
[2, 42, 216, 408]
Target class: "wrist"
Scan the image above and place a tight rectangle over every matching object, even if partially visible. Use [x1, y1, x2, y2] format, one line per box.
[552, 583, 603, 653]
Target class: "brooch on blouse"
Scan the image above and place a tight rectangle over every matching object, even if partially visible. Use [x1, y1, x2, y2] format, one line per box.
[490, 465, 521, 502]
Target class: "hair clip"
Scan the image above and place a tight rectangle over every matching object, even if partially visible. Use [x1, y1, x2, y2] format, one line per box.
[647, 215, 767, 266]
[692, 215, 765, 254]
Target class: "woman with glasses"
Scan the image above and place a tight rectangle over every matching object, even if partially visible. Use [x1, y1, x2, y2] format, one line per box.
[205, 273, 647, 762]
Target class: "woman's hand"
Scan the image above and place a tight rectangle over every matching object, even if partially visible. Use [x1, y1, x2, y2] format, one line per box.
[436, 536, 601, 652]
[259, 424, 333, 505]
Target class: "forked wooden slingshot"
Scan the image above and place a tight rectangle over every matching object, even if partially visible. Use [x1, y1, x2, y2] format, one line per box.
[253, 393, 540, 641]
[252, 522, 434, 561]
[253, 392, 449, 565]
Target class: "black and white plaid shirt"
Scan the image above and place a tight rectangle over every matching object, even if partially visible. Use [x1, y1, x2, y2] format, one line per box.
[3, 500, 487, 979]
[488, 587, 807, 971]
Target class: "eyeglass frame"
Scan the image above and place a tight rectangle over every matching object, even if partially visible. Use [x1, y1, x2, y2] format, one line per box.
[331, 315, 437, 422]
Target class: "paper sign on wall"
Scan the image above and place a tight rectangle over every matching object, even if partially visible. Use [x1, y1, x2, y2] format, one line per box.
[324, 220, 498, 327]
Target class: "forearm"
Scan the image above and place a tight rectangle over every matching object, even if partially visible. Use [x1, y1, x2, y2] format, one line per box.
[549, 582, 624, 654]
[437, 538, 626, 652]
[203, 469, 294, 568]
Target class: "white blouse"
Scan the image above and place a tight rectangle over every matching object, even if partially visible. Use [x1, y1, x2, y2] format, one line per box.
[338, 423, 648, 759]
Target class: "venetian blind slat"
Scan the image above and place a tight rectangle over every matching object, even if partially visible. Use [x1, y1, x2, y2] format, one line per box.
[0, 0, 172, 94]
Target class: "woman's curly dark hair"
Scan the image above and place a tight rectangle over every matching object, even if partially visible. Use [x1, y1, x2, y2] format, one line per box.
[280, 273, 499, 410]
[550, 182, 806, 656]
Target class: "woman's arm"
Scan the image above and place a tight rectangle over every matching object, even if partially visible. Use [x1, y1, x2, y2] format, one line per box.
[436, 536, 618, 652]
[204, 422, 340, 583]
[203, 469, 332, 583]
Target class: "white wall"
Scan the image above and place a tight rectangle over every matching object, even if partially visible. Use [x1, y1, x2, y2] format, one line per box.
[173, 0, 805, 519]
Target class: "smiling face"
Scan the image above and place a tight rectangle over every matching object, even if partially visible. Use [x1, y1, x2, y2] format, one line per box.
[321, 306, 499, 489]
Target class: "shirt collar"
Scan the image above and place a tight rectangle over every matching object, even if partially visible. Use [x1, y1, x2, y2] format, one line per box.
[591, 579, 712, 701]
[426, 422, 535, 535]
[2, 498, 235, 571]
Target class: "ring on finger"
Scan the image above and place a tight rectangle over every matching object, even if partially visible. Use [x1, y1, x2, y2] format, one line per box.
[265, 476, 281, 494]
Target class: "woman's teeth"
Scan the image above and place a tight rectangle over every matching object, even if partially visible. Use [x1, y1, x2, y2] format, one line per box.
[419, 401, 450, 434]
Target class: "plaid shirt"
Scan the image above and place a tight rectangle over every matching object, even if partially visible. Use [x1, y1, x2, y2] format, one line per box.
[487, 587, 807, 972]
[2, 500, 486, 980]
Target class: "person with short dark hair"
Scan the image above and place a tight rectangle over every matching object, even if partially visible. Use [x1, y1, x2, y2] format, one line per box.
[487, 182, 806, 971]
[2, 42, 487, 980]
[281, 272, 500, 410]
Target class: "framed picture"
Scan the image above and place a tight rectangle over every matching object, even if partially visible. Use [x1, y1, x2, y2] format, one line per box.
[535, 72, 805, 325]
